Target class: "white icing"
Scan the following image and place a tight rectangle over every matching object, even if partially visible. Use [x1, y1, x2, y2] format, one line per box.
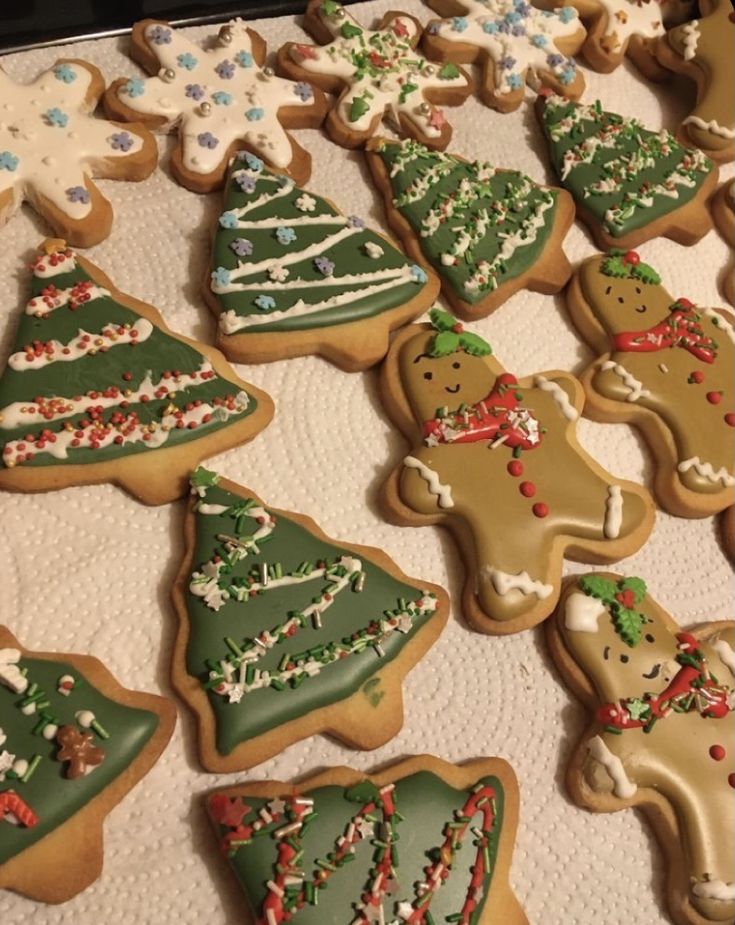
[0, 648, 28, 694]
[24, 283, 110, 317]
[681, 20, 699, 59]
[565, 593, 608, 632]
[75, 710, 95, 728]
[604, 485, 623, 539]
[31, 250, 79, 279]
[713, 639, 735, 678]
[403, 455, 454, 509]
[0, 63, 145, 222]
[534, 375, 578, 421]
[483, 566, 553, 599]
[8, 319, 153, 370]
[196, 502, 230, 515]
[289, 7, 468, 138]
[429, 0, 582, 95]
[116, 20, 315, 172]
[587, 735, 637, 799]
[682, 116, 735, 140]
[596, 0, 664, 44]
[692, 880, 735, 902]
[677, 457, 734, 487]
[600, 360, 651, 402]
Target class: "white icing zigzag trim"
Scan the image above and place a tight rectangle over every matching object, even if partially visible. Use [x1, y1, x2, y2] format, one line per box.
[678, 457, 734, 488]
[534, 375, 578, 421]
[683, 116, 735, 140]
[600, 360, 650, 402]
[404, 456, 454, 509]
[587, 735, 637, 799]
[8, 319, 153, 370]
[565, 593, 607, 632]
[681, 20, 699, 60]
[692, 880, 735, 902]
[483, 566, 553, 600]
[604, 484, 623, 539]
[713, 638, 735, 678]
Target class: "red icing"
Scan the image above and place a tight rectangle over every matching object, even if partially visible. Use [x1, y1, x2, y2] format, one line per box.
[725, 413, 735, 427]
[710, 745, 726, 761]
[690, 370, 705, 384]
[392, 19, 409, 37]
[422, 374, 541, 449]
[623, 251, 640, 266]
[0, 792, 39, 827]
[519, 481, 535, 497]
[729, 773, 735, 788]
[615, 589, 636, 609]
[532, 503, 549, 518]
[507, 460, 523, 477]
[706, 391, 723, 404]
[613, 304, 719, 364]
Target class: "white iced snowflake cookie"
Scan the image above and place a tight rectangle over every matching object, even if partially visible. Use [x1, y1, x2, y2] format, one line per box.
[104, 19, 328, 191]
[276, 0, 473, 150]
[0, 59, 156, 247]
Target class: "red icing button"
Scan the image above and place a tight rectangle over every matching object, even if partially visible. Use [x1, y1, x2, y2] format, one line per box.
[532, 502, 549, 518]
[710, 745, 726, 761]
[725, 413, 735, 427]
[520, 480, 536, 497]
[507, 460, 523, 477]
[729, 773, 735, 789]
[690, 370, 704, 384]
[623, 250, 640, 265]
[707, 391, 723, 404]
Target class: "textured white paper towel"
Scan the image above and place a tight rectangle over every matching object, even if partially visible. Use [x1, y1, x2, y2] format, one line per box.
[0, 2, 732, 923]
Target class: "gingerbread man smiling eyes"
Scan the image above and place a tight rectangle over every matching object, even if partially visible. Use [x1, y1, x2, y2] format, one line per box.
[379, 309, 654, 635]
[568, 250, 735, 517]
[549, 573, 735, 925]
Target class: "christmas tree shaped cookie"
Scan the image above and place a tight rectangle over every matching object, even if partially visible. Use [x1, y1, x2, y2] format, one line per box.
[104, 19, 327, 191]
[0, 241, 273, 505]
[205, 153, 439, 369]
[712, 179, 735, 306]
[172, 468, 449, 771]
[567, 250, 735, 517]
[536, 92, 718, 249]
[379, 309, 654, 635]
[422, 0, 586, 113]
[0, 58, 156, 247]
[206, 755, 528, 925]
[366, 137, 575, 320]
[276, 0, 473, 150]
[548, 573, 735, 925]
[0, 626, 175, 902]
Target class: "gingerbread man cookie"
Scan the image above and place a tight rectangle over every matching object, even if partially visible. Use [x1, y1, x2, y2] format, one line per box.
[0, 59, 156, 247]
[104, 19, 327, 191]
[276, 0, 473, 149]
[379, 308, 654, 635]
[567, 249, 735, 518]
[421, 0, 586, 113]
[655, 0, 735, 164]
[712, 179, 735, 306]
[548, 573, 735, 925]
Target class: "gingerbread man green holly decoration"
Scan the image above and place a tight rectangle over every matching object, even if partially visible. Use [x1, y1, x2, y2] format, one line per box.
[379, 308, 654, 635]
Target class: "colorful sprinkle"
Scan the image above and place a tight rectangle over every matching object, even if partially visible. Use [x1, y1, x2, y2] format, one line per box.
[293, 81, 314, 102]
[236, 173, 257, 193]
[295, 193, 316, 212]
[235, 50, 254, 68]
[212, 91, 233, 106]
[124, 78, 145, 97]
[0, 151, 19, 171]
[219, 211, 239, 229]
[238, 152, 264, 172]
[44, 108, 68, 128]
[532, 502, 549, 518]
[109, 131, 134, 152]
[185, 83, 205, 101]
[710, 744, 726, 761]
[53, 64, 77, 83]
[230, 238, 253, 257]
[254, 294, 276, 310]
[66, 186, 90, 204]
[215, 60, 236, 79]
[246, 108, 264, 121]
[212, 266, 231, 288]
[148, 25, 172, 44]
[410, 265, 428, 284]
[452, 16, 468, 31]
[198, 131, 219, 149]
[276, 226, 297, 245]
[348, 215, 365, 228]
[314, 256, 335, 276]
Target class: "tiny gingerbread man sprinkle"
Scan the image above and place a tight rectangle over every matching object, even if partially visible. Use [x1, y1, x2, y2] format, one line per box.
[56, 725, 106, 779]
[276, 0, 473, 149]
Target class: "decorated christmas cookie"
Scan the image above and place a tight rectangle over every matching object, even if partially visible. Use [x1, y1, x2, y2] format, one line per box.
[421, 0, 587, 113]
[205, 154, 439, 369]
[104, 19, 327, 191]
[206, 754, 528, 924]
[548, 573, 735, 925]
[536, 92, 718, 250]
[366, 137, 575, 320]
[0, 59, 156, 247]
[172, 468, 449, 771]
[379, 309, 654, 635]
[655, 0, 735, 165]
[276, 0, 473, 150]
[567, 250, 735, 518]
[712, 179, 735, 306]
[0, 625, 175, 903]
[0, 240, 273, 505]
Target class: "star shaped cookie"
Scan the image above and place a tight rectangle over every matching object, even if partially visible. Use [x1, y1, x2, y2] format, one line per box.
[276, 0, 473, 149]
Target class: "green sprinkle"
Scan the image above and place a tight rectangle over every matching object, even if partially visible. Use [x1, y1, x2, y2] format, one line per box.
[21, 754, 42, 782]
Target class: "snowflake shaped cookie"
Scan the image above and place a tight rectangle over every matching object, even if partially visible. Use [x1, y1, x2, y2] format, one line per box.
[276, 0, 473, 149]
[104, 19, 327, 190]
[422, 0, 586, 112]
[0, 59, 155, 246]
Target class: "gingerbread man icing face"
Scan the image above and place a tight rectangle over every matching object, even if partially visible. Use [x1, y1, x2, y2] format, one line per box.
[554, 574, 735, 925]
[569, 250, 735, 517]
[381, 309, 653, 635]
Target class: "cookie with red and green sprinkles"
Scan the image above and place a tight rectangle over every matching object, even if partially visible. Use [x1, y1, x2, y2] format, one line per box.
[0, 240, 273, 504]
[0, 625, 175, 903]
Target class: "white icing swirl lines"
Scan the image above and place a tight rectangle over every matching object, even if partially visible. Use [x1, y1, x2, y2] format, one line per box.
[484, 566, 553, 600]
[404, 455, 454, 508]
[681, 20, 699, 60]
[9, 319, 153, 371]
[534, 375, 578, 421]
[678, 457, 734, 488]
[604, 485, 623, 539]
[683, 116, 735, 140]
[25, 284, 110, 317]
[691, 880, 735, 903]
[600, 360, 651, 402]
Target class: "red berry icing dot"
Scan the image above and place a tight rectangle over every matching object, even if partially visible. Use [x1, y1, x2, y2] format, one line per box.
[507, 460, 523, 477]
[725, 413, 735, 427]
[729, 773, 735, 789]
[623, 250, 640, 265]
[706, 391, 723, 405]
[532, 502, 549, 518]
[520, 480, 536, 497]
[710, 745, 726, 761]
[690, 370, 704, 384]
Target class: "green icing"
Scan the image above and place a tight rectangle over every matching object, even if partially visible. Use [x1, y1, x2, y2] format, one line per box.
[185, 477, 439, 756]
[210, 155, 428, 336]
[0, 252, 257, 469]
[540, 95, 714, 238]
[376, 138, 558, 305]
[0, 653, 157, 865]
[211, 770, 505, 924]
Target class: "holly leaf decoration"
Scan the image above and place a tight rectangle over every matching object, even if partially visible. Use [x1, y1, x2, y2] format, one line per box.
[321, 0, 341, 14]
[578, 575, 616, 601]
[430, 331, 461, 357]
[429, 307, 457, 332]
[345, 780, 381, 804]
[633, 262, 661, 285]
[191, 467, 221, 491]
[341, 22, 363, 39]
[612, 605, 645, 647]
[438, 62, 460, 80]
[459, 332, 492, 357]
[349, 96, 369, 122]
[618, 576, 647, 605]
[399, 82, 418, 104]
[600, 254, 629, 279]
[626, 698, 650, 721]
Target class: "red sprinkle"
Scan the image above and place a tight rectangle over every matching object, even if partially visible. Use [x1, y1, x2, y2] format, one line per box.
[689, 370, 704, 384]
[507, 460, 523, 477]
[623, 250, 640, 266]
[729, 773, 735, 789]
[710, 745, 726, 761]
[532, 502, 549, 518]
[707, 391, 723, 405]
[725, 413, 735, 427]
[519, 481, 536, 498]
